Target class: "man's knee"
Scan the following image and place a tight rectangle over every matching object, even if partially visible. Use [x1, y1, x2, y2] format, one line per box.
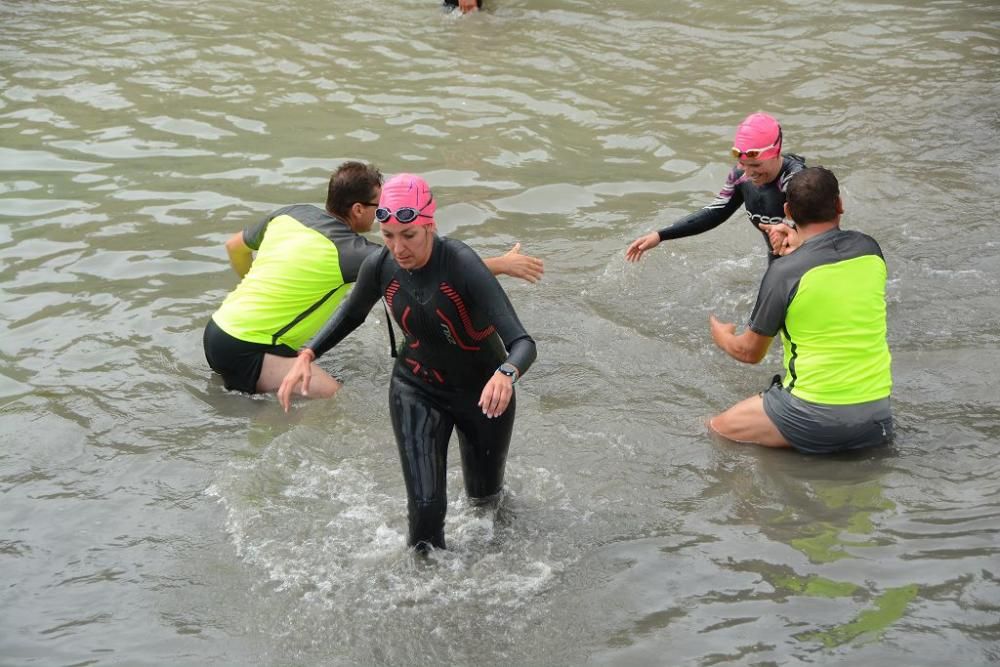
[708, 396, 789, 448]
[708, 408, 742, 440]
[707, 411, 728, 436]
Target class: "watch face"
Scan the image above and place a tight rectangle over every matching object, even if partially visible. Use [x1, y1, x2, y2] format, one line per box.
[499, 363, 518, 377]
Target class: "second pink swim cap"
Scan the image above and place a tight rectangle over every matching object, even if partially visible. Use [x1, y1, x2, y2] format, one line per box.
[732, 112, 783, 160]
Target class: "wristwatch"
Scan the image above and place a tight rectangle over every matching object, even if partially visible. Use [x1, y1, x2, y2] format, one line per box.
[496, 362, 519, 384]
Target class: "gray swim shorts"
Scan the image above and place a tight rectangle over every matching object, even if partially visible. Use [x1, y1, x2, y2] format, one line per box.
[762, 379, 893, 454]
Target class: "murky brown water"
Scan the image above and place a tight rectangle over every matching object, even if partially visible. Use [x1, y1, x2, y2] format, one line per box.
[2, 1, 999, 665]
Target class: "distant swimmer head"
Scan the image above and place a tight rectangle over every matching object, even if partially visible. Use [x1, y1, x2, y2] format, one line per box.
[732, 112, 783, 161]
[376, 173, 437, 225]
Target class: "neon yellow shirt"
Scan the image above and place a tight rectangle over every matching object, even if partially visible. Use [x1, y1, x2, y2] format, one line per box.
[749, 229, 892, 405]
[212, 204, 379, 350]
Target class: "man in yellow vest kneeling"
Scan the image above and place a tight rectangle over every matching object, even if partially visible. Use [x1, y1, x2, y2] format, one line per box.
[707, 166, 893, 454]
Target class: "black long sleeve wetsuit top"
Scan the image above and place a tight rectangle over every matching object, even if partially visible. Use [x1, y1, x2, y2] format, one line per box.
[658, 154, 806, 262]
[306, 236, 536, 389]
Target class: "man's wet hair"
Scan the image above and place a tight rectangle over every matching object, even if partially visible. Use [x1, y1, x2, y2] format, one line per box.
[327, 161, 383, 219]
[786, 166, 840, 225]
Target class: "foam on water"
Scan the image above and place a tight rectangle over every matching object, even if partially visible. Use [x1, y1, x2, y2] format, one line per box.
[205, 426, 572, 631]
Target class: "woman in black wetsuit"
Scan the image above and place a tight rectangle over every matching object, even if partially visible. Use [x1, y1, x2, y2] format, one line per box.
[625, 112, 806, 264]
[277, 173, 536, 551]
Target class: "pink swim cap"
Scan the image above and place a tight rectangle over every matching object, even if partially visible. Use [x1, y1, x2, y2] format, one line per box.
[732, 112, 782, 160]
[378, 173, 436, 225]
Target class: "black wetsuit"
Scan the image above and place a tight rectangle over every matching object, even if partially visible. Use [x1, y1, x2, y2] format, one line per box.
[306, 236, 536, 550]
[658, 154, 806, 262]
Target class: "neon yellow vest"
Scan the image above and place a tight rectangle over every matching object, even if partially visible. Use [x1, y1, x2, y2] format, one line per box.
[213, 214, 353, 349]
[782, 255, 892, 404]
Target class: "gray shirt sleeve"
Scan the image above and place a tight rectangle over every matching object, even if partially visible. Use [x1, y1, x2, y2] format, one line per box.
[747, 265, 794, 337]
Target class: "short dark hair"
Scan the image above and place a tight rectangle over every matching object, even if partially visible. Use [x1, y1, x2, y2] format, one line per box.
[785, 166, 840, 225]
[326, 161, 383, 218]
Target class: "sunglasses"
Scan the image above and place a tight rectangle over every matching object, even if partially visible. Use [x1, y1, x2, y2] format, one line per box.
[375, 193, 434, 224]
[731, 127, 782, 160]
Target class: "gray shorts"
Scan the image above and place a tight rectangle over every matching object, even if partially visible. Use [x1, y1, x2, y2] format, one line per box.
[762, 380, 893, 455]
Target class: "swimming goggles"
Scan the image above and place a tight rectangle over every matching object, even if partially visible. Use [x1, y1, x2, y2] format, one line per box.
[375, 194, 434, 224]
[731, 128, 782, 160]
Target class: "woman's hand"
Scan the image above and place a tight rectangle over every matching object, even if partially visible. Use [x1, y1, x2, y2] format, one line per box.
[762, 222, 798, 256]
[778, 225, 801, 256]
[625, 232, 660, 262]
[479, 371, 515, 418]
[277, 350, 315, 413]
